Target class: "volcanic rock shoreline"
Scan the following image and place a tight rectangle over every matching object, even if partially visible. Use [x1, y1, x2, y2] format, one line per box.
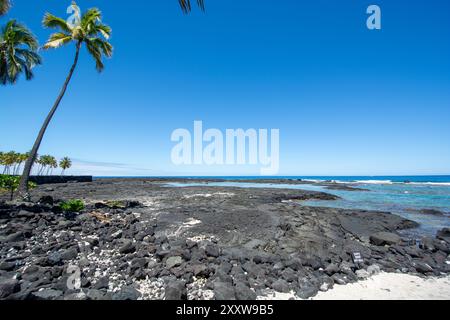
[0, 178, 449, 300]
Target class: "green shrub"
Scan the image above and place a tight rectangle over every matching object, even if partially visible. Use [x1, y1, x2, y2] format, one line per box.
[59, 199, 85, 213]
[0, 174, 36, 200]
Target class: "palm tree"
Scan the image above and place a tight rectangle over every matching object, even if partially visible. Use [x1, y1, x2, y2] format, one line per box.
[0, 0, 11, 16]
[36, 155, 49, 176]
[18, 3, 113, 198]
[47, 156, 58, 175]
[59, 157, 72, 175]
[0, 20, 42, 85]
[178, 0, 205, 13]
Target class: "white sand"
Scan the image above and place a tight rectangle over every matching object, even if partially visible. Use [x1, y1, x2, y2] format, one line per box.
[313, 272, 450, 300]
[257, 273, 450, 300]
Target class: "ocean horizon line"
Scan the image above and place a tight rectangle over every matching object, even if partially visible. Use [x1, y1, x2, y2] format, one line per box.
[92, 175, 450, 184]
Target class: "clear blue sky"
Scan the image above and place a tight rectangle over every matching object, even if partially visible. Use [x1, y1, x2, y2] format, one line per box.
[1, 0, 450, 176]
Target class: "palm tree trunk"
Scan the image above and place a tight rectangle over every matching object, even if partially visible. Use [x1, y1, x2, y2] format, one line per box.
[18, 41, 82, 200]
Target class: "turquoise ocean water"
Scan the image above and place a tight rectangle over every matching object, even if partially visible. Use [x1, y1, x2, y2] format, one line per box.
[158, 176, 450, 237]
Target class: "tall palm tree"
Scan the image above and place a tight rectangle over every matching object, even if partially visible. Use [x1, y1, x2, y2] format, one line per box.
[0, 0, 11, 16]
[0, 20, 41, 85]
[178, 0, 205, 13]
[59, 157, 72, 175]
[18, 3, 113, 198]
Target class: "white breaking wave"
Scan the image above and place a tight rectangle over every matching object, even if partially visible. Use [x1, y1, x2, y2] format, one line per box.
[322, 180, 450, 186]
[321, 179, 394, 185]
[407, 182, 450, 186]
[353, 180, 394, 185]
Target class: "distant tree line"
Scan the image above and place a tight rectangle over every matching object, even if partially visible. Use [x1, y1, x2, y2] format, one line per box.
[0, 151, 72, 176]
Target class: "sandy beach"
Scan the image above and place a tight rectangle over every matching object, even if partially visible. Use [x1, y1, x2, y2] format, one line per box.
[313, 272, 450, 300]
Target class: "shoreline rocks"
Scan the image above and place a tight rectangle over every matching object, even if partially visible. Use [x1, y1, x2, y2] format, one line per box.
[0, 179, 449, 300]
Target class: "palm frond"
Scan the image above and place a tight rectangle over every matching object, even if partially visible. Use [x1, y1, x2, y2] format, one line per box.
[179, 0, 205, 13]
[42, 13, 72, 33]
[39, 4, 112, 74]
[6, 50, 20, 83]
[88, 23, 111, 40]
[16, 49, 42, 66]
[81, 8, 102, 29]
[89, 38, 113, 57]
[0, 0, 11, 16]
[43, 32, 72, 49]
[6, 22, 39, 51]
[85, 38, 104, 72]
[0, 20, 42, 85]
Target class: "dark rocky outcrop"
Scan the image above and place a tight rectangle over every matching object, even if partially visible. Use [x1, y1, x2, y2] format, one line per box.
[0, 178, 448, 300]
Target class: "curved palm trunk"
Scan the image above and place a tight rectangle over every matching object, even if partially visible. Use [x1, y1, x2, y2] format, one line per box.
[18, 41, 82, 200]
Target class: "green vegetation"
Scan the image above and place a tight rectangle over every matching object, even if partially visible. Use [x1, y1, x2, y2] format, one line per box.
[0, 151, 72, 176]
[59, 199, 85, 213]
[0, 3, 41, 85]
[0, 151, 28, 175]
[0, 174, 36, 200]
[37, 155, 58, 175]
[59, 157, 72, 176]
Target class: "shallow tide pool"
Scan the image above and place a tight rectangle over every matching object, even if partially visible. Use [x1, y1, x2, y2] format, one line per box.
[166, 181, 450, 237]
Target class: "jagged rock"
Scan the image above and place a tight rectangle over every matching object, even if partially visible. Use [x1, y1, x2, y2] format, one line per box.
[192, 264, 209, 277]
[324, 263, 339, 276]
[367, 264, 381, 275]
[39, 196, 54, 206]
[319, 277, 334, 292]
[271, 279, 290, 293]
[214, 281, 236, 300]
[3, 232, 25, 243]
[235, 282, 256, 300]
[370, 232, 401, 246]
[355, 269, 370, 279]
[331, 273, 348, 285]
[280, 268, 297, 282]
[86, 289, 110, 300]
[48, 252, 63, 266]
[119, 240, 136, 254]
[414, 261, 433, 274]
[0, 278, 20, 298]
[164, 281, 187, 300]
[32, 289, 63, 300]
[437, 228, 450, 242]
[112, 286, 141, 300]
[61, 248, 78, 261]
[166, 256, 183, 269]
[205, 244, 220, 258]
[297, 278, 318, 299]
[93, 276, 109, 290]
[131, 257, 148, 270]
[64, 292, 88, 300]
[420, 237, 436, 252]
[0, 261, 16, 271]
[284, 258, 302, 271]
[405, 246, 422, 258]
[302, 257, 323, 270]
